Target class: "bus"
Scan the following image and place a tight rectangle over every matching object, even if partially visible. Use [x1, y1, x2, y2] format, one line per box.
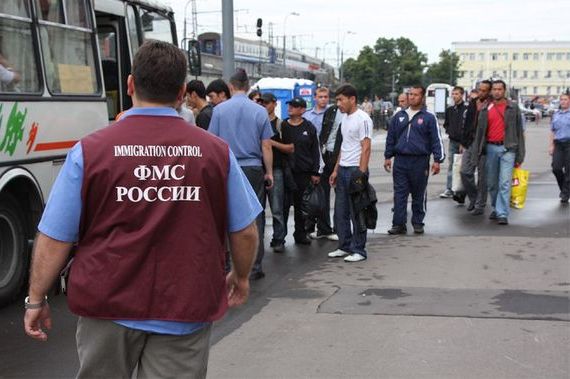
[425, 83, 452, 117]
[0, 0, 180, 305]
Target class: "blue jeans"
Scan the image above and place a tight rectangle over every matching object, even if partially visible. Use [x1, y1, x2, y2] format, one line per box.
[485, 144, 515, 218]
[334, 166, 367, 257]
[446, 140, 461, 190]
[268, 168, 286, 244]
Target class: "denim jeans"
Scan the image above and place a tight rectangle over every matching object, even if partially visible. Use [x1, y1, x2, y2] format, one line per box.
[241, 166, 266, 274]
[268, 168, 286, 244]
[485, 144, 516, 218]
[334, 166, 367, 257]
[446, 140, 461, 190]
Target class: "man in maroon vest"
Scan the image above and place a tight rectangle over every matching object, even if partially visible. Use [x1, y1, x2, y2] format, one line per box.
[24, 41, 261, 378]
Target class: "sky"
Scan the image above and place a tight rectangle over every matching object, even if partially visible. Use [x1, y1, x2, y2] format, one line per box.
[164, 0, 570, 65]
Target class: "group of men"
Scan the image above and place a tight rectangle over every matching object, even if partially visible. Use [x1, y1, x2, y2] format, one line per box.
[436, 80, 527, 225]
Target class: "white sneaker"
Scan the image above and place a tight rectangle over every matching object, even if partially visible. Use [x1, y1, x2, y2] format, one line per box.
[328, 249, 349, 258]
[344, 253, 366, 262]
[326, 233, 339, 241]
[309, 231, 320, 239]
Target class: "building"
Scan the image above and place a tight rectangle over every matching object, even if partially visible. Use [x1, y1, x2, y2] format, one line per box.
[453, 39, 570, 98]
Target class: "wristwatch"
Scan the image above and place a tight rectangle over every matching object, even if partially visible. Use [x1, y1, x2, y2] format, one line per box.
[24, 296, 48, 309]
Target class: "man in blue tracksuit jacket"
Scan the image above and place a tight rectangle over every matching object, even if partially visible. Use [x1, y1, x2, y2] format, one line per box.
[384, 85, 445, 234]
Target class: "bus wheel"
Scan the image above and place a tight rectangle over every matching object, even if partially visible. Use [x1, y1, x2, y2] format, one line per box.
[0, 194, 28, 307]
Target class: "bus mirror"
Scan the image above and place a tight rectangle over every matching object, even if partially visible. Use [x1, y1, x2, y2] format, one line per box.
[141, 12, 154, 32]
[187, 39, 202, 77]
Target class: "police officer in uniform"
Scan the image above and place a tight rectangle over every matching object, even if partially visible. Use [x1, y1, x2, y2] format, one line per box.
[24, 41, 261, 378]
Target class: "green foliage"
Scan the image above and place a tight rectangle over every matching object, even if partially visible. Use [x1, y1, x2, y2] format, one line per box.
[424, 49, 463, 85]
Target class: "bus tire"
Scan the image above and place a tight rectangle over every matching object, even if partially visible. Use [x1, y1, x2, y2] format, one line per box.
[0, 193, 28, 307]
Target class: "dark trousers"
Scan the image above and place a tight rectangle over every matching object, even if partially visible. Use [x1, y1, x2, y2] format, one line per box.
[306, 151, 335, 235]
[552, 140, 570, 198]
[241, 166, 265, 274]
[460, 144, 487, 209]
[392, 155, 430, 226]
[284, 172, 311, 241]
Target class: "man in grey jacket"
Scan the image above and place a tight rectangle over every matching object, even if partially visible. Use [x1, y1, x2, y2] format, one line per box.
[472, 80, 525, 225]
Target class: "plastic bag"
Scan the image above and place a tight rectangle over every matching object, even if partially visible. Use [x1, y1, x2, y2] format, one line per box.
[510, 167, 529, 209]
[451, 153, 463, 193]
[301, 183, 325, 218]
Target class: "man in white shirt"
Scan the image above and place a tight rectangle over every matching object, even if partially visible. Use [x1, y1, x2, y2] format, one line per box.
[328, 84, 373, 262]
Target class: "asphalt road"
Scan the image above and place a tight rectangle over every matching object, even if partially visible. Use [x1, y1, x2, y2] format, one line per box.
[0, 119, 568, 378]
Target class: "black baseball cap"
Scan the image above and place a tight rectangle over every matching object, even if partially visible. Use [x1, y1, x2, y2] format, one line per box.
[261, 92, 277, 103]
[286, 96, 307, 108]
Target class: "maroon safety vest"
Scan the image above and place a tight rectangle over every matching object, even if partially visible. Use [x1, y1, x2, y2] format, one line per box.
[67, 114, 229, 322]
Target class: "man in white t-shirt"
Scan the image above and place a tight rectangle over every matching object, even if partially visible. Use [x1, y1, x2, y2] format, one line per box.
[328, 84, 373, 262]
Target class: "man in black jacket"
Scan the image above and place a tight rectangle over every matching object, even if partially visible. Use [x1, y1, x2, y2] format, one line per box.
[440, 86, 467, 199]
[460, 80, 492, 214]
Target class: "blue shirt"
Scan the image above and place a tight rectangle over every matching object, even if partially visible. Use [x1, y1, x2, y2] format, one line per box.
[208, 93, 273, 166]
[38, 107, 262, 335]
[551, 109, 570, 142]
[304, 105, 329, 136]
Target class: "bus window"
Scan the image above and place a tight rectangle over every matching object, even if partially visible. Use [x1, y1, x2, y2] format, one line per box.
[98, 27, 119, 119]
[140, 9, 173, 44]
[126, 5, 140, 58]
[0, 2, 41, 93]
[37, 0, 99, 95]
[64, 0, 90, 28]
[34, 0, 64, 24]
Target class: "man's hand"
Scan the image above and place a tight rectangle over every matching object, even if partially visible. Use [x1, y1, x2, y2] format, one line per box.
[548, 144, 554, 156]
[431, 162, 441, 175]
[264, 173, 273, 189]
[383, 159, 392, 173]
[514, 162, 522, 168]
[459, 145, 465, 154]
[329, 171, 337, 187]
[311, 175, 320, 185]
[24, 305, 51, 341]
[226, 271, 250, 307]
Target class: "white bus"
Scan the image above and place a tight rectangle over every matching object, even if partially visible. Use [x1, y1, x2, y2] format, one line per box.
[426, 83, 453, 117]
[0, 0, 179, 305]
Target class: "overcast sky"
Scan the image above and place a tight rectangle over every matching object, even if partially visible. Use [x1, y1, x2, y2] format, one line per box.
[164, 0, 570, 65]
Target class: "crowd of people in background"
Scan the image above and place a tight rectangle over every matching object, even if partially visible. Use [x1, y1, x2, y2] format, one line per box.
[176, 70, 568, 279]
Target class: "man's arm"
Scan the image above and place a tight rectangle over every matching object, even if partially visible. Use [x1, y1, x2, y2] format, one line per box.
[226, 221, 257, 307]
[359, 138, 371, 173]
[515, 106, 526, 165]
[270, 140, 294, 154]
[261, 139, 273, 186]
[24, 233, 73, 341]
[549, 131, 555, 156]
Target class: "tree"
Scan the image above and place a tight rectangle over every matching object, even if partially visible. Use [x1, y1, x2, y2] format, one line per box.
[342, 37, 427, 100]
[424, 49, 462, 85]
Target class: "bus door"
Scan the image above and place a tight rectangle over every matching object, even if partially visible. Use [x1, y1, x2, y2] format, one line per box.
[95, 8, 139, 120]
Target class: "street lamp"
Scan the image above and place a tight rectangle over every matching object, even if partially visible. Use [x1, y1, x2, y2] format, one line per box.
[322, 41, 336, 64]
[282, 12, 300, 68]
[339, 31, 356, 83]
[183, 0, 192, 45]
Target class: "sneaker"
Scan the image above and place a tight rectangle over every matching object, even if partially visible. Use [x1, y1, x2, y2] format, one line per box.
[344, 253, 366, 262]
[249, 271, 265, 281]
[489, 211, 498, 220]
[328, 249, 349, 258]
[439, 189, 453, 198]
[471, 208, 484, 216]
[497, 217, 509, 225]
[388, 225, 407, 235]
[467, 201, 476, 212]
[412, 224, 424, 234]
[273, 244, 285, 253]
[308, 231, 321, 239]
[309, 231, 338, 241]
[325, 233, 339, 241]
[561, 194, 569, 204]
[453, 193, 466, 204]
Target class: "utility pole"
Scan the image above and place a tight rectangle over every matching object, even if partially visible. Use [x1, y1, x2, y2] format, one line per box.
[222, 0, 234, 80]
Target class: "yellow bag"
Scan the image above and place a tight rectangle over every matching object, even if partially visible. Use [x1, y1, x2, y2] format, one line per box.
[510, 167, 529, 209]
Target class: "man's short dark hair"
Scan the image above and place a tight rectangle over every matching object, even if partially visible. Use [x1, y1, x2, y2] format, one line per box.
[229, 68, 250, 91]
[131, 40, 187, 103]
[453, 86, 465, 94]
[206, 79, 231, 99]
[410, 85, 426, 97]
[186, 80, 206, 99]
[335, 84, 358, 101]
[492, 80, 507, 90]
[479, 80, 492, 89]
[248, 90, 261, 100]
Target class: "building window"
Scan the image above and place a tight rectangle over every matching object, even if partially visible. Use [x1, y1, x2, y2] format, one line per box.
[558, 87, 562, 93]
[547, 53, 554, 60]
[479, 53, 485, 61]
[513, 70, 517, 78]
[545, 70, 551, 78]
[523, 53, 530, 60]
[503, 53, 508, 60]
[469, 71, 474, 78]
[469, 53, 475, 60]
[556, 53, 563, 60]
[567, 53, 570, 60]
[491, 53, 498, 61]
[532, 70, 538, 79]
[522, 70, 528, 78]
[533, 53, 539, 60]
[547, 86, 551, 95]
[533, 87, 537, 94]
[478, 70, 483, 79]
[512, 53, 519, 60]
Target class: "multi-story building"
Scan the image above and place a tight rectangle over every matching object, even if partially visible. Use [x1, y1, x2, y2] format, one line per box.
[453, 39, 570, 98]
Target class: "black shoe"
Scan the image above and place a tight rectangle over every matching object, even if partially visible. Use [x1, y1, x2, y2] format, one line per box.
[489, 211, 498, 220]
[453, 193, 466, 204]
[412, 224, 424, 234]
[249, 271, 265, 281]
[471, 208, 484, 216]
[273, 243, 285, 253]
[294, 238, 311, 245]
[561, 195, 569, 204]
[388, 225, 407, 235]
[497, 217, 509, 225]
[467, 201, 475, 212]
